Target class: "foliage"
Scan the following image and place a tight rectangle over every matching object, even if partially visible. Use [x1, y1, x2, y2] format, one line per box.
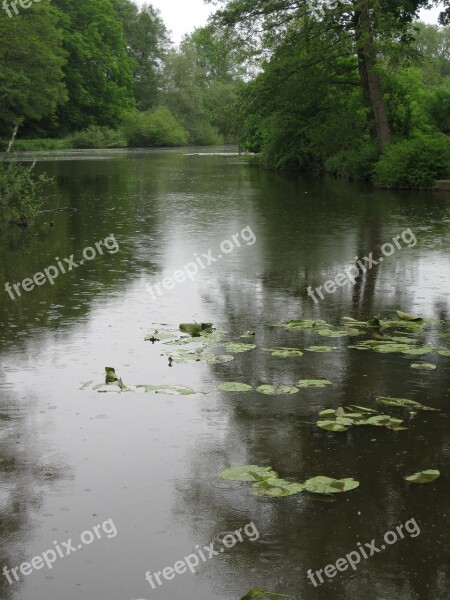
[69, 126, 127, 149]
[121, 108, 189, 147]
[373, 134, 450, 188]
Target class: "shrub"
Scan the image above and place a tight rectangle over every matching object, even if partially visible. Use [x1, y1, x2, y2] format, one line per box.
[426, 87, 450, 135]
[69, 126, 127, 149]
[325, 142, 380, 180]
[185, 120, 223, 145]
[373, 134, 450, 189]
[122, 108, 188, 147]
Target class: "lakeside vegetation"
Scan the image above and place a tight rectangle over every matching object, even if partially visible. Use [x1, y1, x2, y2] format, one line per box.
[1, 0, 450, 194]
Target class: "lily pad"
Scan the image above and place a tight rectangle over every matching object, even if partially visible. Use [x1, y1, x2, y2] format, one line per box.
[135, 385, 196, 395]
[240, 590, 290, 599]
[411, 363, 436, 370]
[317, 420, 350, 432]
[303, 476, 359, 494]
[317, 329, 359, 338]
[404, 469, 440, 484]
[256, 385, 299, 395]
[376, 397, 438, 411]
[437, 350, 450, 356]
[204, 354, 235, 364]
[219, 465, 278, 482]
[298, 379, 332, 388]
[263, 347, 303, 357]
[179, 323, 213, 335]
[396, 310, 423, 322]
[305, 346, 337, 352]
[217, 382, 253, 392]
[250, 478, 305, 497]
[285, 319, 328, 329]
[225, 343, 256, 353]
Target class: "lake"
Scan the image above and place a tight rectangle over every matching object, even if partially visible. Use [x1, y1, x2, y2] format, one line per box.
[0, 147, 449, 600]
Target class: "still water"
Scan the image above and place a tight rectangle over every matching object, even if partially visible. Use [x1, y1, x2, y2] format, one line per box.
[0, 147, 449, 600]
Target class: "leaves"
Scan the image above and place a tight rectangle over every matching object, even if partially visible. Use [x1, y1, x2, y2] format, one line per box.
[376, 397, 438, 411]
[404, 469, 440, 484]
[298, 379, 332, 388]
[411, 363, 436, 370]
[303, 476, 360, 494]
[250, 478, 305, 497]
[217, 382, 253, 392]
[105, 367, 118, 383]
[263, 347, 303, 357]
[225, 342, 256, 353]
[396, 310, 423, 322]
[219, 465, 278, 482]
[240, 590, 290, 599]
[305, 346, 337, 352]
[179, 323, 213, 335]
[437, 349, 450, 356]
[256, 385, 299, 395]
[316, 406, 408, 432]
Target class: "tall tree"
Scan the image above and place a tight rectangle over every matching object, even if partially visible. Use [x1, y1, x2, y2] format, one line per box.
[0, 0, 67, 136]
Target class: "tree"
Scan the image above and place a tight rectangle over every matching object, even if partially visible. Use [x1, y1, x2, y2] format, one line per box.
[50, 0, 135, 133]
[113, 1, 171, 110]
[0, 0, 67, 137]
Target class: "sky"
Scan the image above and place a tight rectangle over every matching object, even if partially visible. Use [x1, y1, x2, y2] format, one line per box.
[136, 1, 443, 44]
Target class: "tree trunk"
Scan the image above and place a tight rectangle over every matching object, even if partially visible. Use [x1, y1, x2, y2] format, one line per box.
[353, 4, 390, 146]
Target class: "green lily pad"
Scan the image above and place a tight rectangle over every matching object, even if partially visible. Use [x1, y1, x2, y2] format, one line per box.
[250, 478, 305, 497]
[298, 379, 332, 388]
[135, 385, 196, 395]
[105, 367, 118, 383]
[240, 589, 290, 599]
[219, 465, 278, 482]
[411, 363, 436, 370]
[396, 310, 423, 322]
[225, 343, 256, 353]
[263, 347, 303, 357]
[303, 476, 359, 494]
[404, 469, 440, 484]
[305, 346, 337, 352]
[256, 385, 299, 395]
[317, 329, 359, 338]
[204, 354, 235, 364]
[317, 420, 350, 432]
[179, 323, 213, 335]
[348, 405, 378, 413]
[217, 382, 253, 392]
[285, 319, 328, 329]
[376, 397, 438, 411]
[437, 349, 450, 356]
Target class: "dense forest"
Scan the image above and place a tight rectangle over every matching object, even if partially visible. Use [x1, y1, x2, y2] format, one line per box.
[1, 0, 450, 189]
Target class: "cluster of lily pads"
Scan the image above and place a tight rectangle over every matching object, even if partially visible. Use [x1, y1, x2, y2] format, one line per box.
[317, 396, 439, 432]
[80, 367, 197, 395]
[219, 465, 360, 497]
[217, 380, 332, 394]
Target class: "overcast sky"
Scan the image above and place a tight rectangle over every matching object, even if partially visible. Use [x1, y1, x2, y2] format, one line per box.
[136, 1, 443, 44]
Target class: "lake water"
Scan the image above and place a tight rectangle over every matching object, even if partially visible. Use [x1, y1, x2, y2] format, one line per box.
[0, 147, 449, 600]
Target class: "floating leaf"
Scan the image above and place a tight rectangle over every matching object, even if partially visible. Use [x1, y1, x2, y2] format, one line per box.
[317, 420, 350, 432]
[305, 346, 337, 353]
[225, 343, 256, 353]
[105, 367, 118, 383]
[303, 476, 359, 494]
[404, 469, 440, 484]
[250, 478, 305, 497]
[219, 465, 278, 482]
[135, 385, 196, 396]
[348, 405, 378, 413]
[298, 379, 332, 388]
[317, 329, 358, 338]
[240, 589, 290, 599]
[179, 323, 213, 336]
[263, 347, 303, 357]
[217, 382, 253, 392]
[437, 350, 450, 357]
[285, 319, 328, 329]
[79, 380, 94, 390]
[318, 409, 337, 416]
[396, 310, 423, 322]
[204, 354, 235, 364]
[411, 363, 436, 370]
[376, 397, 438, 411]
[256, 385, 299, 395]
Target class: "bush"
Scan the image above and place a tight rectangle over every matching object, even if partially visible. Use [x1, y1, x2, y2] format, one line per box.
[325, 142, 381, 180]
[187, 120, 223, 145]
[122, 108, 189, 147]
[426, 87, 450, 135]
[373, 134, 450, 189]
[0, 158, 51, 226]
[69, 126, 127, 149]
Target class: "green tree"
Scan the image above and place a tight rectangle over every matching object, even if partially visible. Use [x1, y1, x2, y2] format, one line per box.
[51, 0, 135, 133]
[0, 0, 67, 136]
